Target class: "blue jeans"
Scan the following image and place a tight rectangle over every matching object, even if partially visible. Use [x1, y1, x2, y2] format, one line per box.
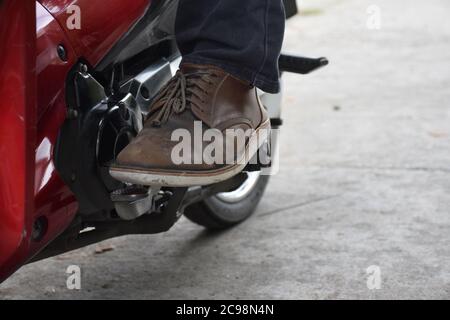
[175, 0, 285, 93]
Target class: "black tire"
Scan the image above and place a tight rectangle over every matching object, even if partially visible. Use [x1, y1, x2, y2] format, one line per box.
[184, 174, 270, 230]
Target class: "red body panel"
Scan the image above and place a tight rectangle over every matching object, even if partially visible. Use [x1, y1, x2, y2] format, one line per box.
[39, 0, 149, 66]
[0, 0, 37, 280]
[0, 0, 149, 282]
[32, 2, 79, 260]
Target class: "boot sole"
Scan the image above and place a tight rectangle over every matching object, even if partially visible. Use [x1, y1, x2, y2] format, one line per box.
[109, 120, 271, 187]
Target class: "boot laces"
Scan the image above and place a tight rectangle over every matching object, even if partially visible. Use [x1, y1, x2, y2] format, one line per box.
[149, 70, 216, 127]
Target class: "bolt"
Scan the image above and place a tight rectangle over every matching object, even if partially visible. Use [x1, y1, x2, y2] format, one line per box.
[118, 102, 130, 120]
[32, 217, 47, 242]
[57, 44, 68, 62]
[67, 109, 78, 119]
[79, 64, 88, 74]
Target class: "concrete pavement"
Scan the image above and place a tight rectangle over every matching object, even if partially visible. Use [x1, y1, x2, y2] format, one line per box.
[1, 0, 450, 299]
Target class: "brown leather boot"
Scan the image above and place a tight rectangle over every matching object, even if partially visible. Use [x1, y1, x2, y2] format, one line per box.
[109, 63, 270, 187]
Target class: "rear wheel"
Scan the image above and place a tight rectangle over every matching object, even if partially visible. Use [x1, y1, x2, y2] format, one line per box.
[184, 172, 269, 230]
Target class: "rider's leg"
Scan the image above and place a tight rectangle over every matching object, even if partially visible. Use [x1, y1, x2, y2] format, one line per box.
[175, 0, 285, 94]
[110, 0, 285, 187]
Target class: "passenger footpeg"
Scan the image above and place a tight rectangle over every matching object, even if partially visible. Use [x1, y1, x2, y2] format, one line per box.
[279, 54, 328, 74]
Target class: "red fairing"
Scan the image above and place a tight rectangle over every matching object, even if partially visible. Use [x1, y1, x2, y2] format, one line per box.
[31, 2, 79, 263]
[39, 0, 150, 66]
[0, 1, 79, 281]
[1, 0, 150, 282]
[0, 0, 37, 280]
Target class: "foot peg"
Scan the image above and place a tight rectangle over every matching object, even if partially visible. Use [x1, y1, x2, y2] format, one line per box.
[111, 185, 161, 220]
[279, 54, 328, 74]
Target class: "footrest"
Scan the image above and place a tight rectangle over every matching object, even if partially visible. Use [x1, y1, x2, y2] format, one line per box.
[279, 54, 329, 74]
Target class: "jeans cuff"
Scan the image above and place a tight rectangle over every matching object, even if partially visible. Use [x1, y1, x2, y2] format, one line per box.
[181, 56, 280, 94]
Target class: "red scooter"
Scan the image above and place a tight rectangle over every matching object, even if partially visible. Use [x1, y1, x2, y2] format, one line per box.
[0, 0, 326, 283]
